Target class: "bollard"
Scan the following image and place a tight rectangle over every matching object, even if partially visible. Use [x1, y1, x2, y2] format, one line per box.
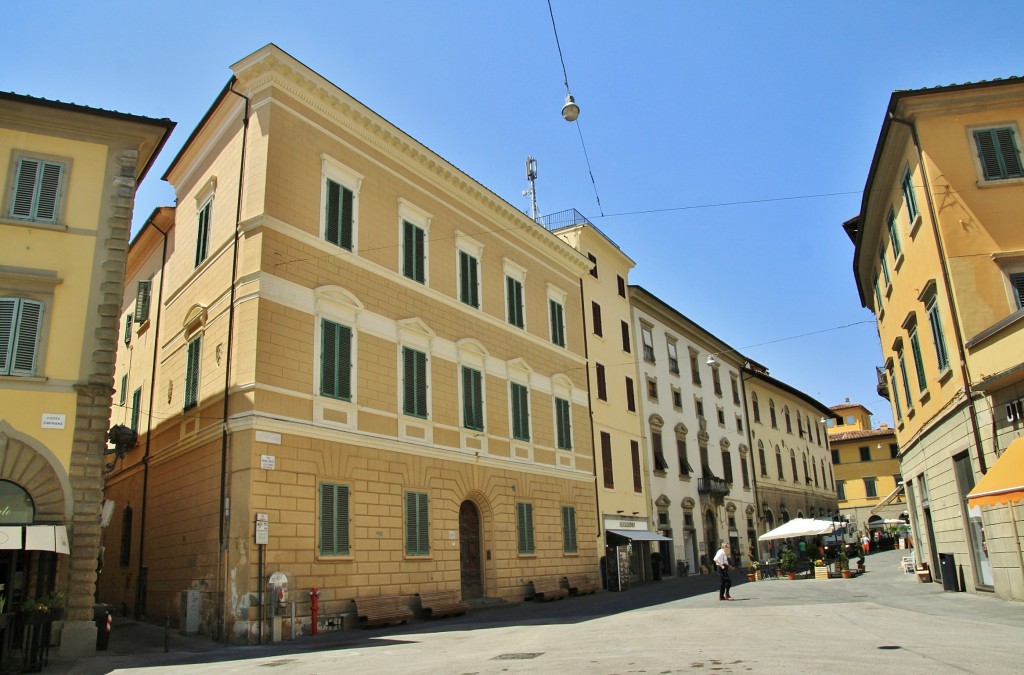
[310, 587, 320, 636]
[290, 601, 295, 640]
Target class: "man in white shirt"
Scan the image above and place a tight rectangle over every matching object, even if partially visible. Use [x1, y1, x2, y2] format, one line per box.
[713, 542, 733, 601]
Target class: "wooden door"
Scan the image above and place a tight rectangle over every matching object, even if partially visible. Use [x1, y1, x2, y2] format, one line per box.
[459, 501, 483, 599]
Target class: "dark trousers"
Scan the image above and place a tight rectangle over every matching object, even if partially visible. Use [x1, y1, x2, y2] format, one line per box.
[719, 566, 732, 598]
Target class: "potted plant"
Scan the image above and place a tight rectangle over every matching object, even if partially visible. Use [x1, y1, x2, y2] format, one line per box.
[857, 552, 866, 573]
[650, 551, 663, 581]
[837, 550, 852, 579]
[780, 549, 799, 580]
[749, 560, 760, 581]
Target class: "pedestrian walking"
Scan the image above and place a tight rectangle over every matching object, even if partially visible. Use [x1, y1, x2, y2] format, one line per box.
[714, 542, 733, 601]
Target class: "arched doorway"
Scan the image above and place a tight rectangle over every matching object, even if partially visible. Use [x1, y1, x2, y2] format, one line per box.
[459, 501, 483, 599]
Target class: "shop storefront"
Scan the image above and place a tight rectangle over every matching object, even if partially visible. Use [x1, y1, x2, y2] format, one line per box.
[603, 516, 671, 590]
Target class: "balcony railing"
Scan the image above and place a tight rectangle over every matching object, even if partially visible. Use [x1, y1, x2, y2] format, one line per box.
[538, 209, 619, 249]
[698, 477, 730, 497]
[876, 366, 890, 400]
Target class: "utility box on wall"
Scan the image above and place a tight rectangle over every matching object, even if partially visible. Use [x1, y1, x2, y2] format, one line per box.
[180, 590, 201, 635]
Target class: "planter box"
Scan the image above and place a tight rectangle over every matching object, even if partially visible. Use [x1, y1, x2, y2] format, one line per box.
[814, 566, 829, 580]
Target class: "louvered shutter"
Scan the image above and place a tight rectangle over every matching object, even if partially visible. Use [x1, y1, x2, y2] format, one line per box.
[403, 221, 423, 281]
[10, 159, 39, 219]
[320, 483, 336, 554]
[1012, 274, 1024, 309]
[184, 337, 201, 409]
[10, 159, 63, 223]
[0, 299, 16, 374]
[124, 315, 133, 345]
[511, 383, 529, 441]
[325, 180, 354, 250]
[556, 398, 571, 450]
[11, 300, 42, 375]
[516, 502, 534, 554]
[998, 128, 1024, 178]
[131, 388, 142, 431]
[462, 366, 483, 431]
[120, 374, 128, 405]
[321, 320, 352, 401]
[459, 251, 479, 307]
[561, 506, 577, 553]
[403, 347, 427, 417]
[135, 280, 151, 323]
[195, 201, 211, 268]
[975, 128, 1024, 180]
[35, 162, 62, 222]
[405, 491, 430, 556]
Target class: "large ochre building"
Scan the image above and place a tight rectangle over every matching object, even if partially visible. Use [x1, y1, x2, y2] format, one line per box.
[846, 77, 1024, 600]
[0, 92, 172, 655]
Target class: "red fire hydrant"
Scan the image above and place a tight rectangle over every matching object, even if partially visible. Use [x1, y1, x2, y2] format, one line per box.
[310, 587, 320, 635]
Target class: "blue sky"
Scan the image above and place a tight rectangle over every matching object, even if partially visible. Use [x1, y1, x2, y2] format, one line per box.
[7, 2, 1023, 426]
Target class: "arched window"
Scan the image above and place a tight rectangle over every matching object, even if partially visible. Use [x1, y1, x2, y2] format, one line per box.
[790, 450, 799, 483]
[752, 392, 760, 423]
[757, 440, 767, 477]
[0, 481, 34, 524]
[769, 400, 777, 428]
[775, 445, 784, 479]
[784, 406, 792, 433]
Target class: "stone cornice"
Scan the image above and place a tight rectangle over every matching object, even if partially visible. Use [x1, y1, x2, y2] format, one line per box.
[231, 46, 590, 278]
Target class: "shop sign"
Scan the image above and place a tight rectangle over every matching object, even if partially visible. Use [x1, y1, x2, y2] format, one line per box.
[40, 414, 65, 429]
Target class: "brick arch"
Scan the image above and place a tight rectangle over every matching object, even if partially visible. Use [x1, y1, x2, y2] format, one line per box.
[0, 421, 71, 522]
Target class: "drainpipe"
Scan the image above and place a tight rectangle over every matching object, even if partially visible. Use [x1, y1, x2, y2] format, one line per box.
[136, 216, 169, 620]
[216, 81, 249, 641]
[579, 278, 603, 548]
[887, 113, 987, 475]
[738, 367, 760, 556]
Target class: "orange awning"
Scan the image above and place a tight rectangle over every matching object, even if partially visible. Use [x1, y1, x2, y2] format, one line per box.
[967, 437, 1024, 508]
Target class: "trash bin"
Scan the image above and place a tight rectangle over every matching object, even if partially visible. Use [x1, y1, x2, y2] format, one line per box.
[938, 553, 959, 592]
[93, 604, 113, 650]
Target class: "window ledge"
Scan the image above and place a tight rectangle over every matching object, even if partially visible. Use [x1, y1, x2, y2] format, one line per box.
[917, 390, 931, 406]
[0, 374, 45, 384]
[0, 216, 67, 232]
[893, 252, 905, 272]
[678, 474, 691, 481]
[976, 176, 1024, 189]
[884, 283, 894, 299]
[908, 213, 923, 239]
[937, 367, 954, 385]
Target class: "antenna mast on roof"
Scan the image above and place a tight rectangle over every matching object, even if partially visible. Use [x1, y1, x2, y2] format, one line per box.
[523, 156, 540, 222]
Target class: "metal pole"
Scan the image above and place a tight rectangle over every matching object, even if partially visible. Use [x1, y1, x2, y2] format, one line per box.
[290, 601, 295, 640]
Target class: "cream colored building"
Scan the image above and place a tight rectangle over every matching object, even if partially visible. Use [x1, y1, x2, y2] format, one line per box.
[549, 216, 658, 588]
[846, 77, 1024, 599]
[630, 285, 756, 574]
[0, 93, 172, 655]
[102, 45, 599, 642]
[827, 402, 904, 533]
[743, 363, 837, 558]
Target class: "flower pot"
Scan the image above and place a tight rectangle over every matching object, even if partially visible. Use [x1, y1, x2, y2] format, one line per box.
[747, 574, 756, 582]
[787, 572, 797, 580]
[841, 569, 852, 579]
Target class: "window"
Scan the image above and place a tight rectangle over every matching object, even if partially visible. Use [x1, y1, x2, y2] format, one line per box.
[831, 449, 840, 464]
[405, 491, 430, 556]
[758, 442, 767, 477]
[973, 127, 1023, 181]
[641, 325, 655, 362]
[677, 437, 691, 476]
[402, 220, 426, 283]
[902, 167, 919, 223]
[462, 366, 484, 431]
[0, 298, 43, 376]
[119, 374, 128, 405]
[195, 199, 212, 268]
[617, 275, 626, 297]
[887, 207, 902, 259]
[9, 157, 64, 223]
[797, 414, 804, 438]
[561, 506, 578, 554]
[784, 406, 792, 433]
[459, 251, 480, 308]
[752, 392, 760, 423]
[119, 506, 133, 567]
[184, 336, 201, 410]
[893, 473, 903, 486]
[130, 387, 142, 432]
[736, 416, 743, 433]
[730, 375, 740, 405]
[859, 446, 871, 462]
[652, 431, 667, 472]
[506, 276, 525, 328]
[689, 349, 701, 385]
[510, 382, 530, 441]
[790, 451, 799, 483]
[776, 446, 784, 479]
[897, 349, 913, 410]
[549, 299, 566, 347]
[1011, 273, 1024, 309]
[134, 280, 152, 324]
[873, 271, 884, 309]
[909, 325, 927, 392]
[667, 340, 679, 374]
[587, 253, 598, 278]
[646, 377, 658, 401]
[889, 443, 899, 459]
[672, 387, 682, 410]
[864, 477, 877, 499]
[695, 398, 704, 418]
[926, 298, 950, 372]
[711, 367, 722, 396]
[716, 407, 725, 426]
[879, 244, 891, 286]
[555, 397, 572, 450]
[631, 440, 642, 493]
[321, 319, 352, 401]
[836, 480, 846, 501]
[325, 179, 354, 250]
[740, 454, 749, 489]
[403, 346, 428, 418]
[123, 314, 133, 345]
[769, 400, 777, 428]
[591, 302, 603, 337]
[889, 364, 903, 422]
[319, 482, 351, 556]
[722, 450, 733, 484]
[601, 431, 614, 488]
[516, 501, 535, 554]
[620, 320, 631, 353]
[595, 363, 607, 401]
[625, 377, 636, 412]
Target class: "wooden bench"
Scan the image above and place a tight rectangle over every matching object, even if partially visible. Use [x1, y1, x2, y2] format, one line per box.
[417, 589, 469, 619]
[563, 573, 599, 595]
[354, 595, 413, 628]
[531, 578, 569, 601]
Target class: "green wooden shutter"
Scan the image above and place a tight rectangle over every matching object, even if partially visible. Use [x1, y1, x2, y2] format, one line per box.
[1012, 273, 1024, 309]
[555, 398, 571, 450]
[131, 388, 142, 432]
[927, 302, 949, 371]
[325, 180, 354, 250]
[403, 221, 424, 282]
[120, 374, 128, 405]
[459, 251, 479, 307]
[516, 502, 534, 554]
[506, 277, 523, 328]
[35, 162, 62, 222]
[405, 491, 430, 556]
[561, 506, 577, 553]
[887, 209, 901, 257]
[511, 382, 530, 441]
[11, 300, 42, 376]
[124, 314, 133, 345]
[462, 366, 483, 431]
[403, 347, 427, 417]
[184, 337, 201, 410]
[10, 159, 39, 219]
[195, 201, 212, 268]
[319, 483, 350, 555]
[549, 300, 565, 347]
[975, 128, 1024, 180]
[321, 320, 352, 400]
[135, 280, 152, 323]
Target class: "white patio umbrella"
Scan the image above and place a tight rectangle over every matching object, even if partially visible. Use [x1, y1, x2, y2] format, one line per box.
[758, 518, 840, 541]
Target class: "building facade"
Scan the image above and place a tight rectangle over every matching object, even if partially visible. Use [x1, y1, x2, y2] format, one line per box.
[0, 92, 172, 655]
[102, 45, 599, 642]
[827, 402, 904, 533]
[846, 77, 1024, 599]
[630, 285, 756, 573]
[743, 363, 837, 558]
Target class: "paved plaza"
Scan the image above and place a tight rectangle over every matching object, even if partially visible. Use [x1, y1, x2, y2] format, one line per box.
[50, 549, 1023, 674]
